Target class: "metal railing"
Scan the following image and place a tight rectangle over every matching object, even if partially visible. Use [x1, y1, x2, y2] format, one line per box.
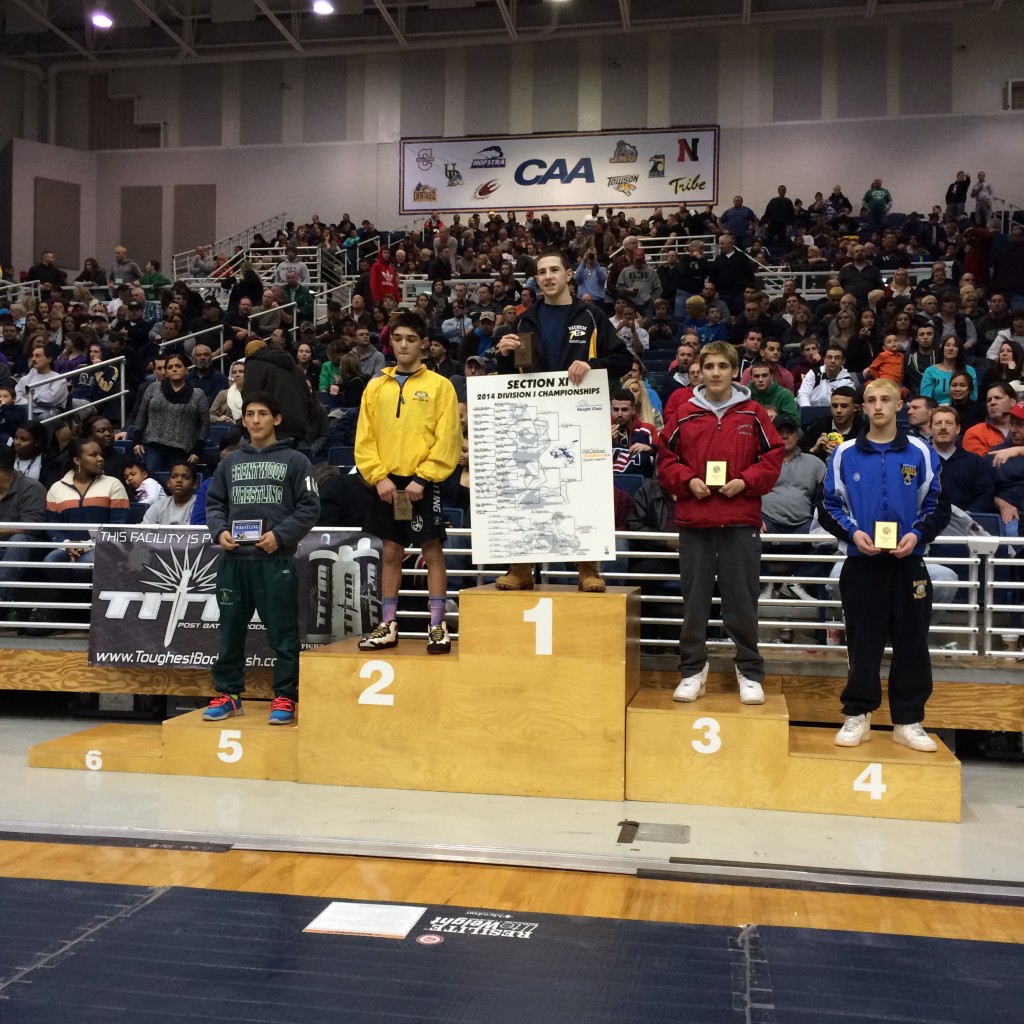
[1, 280, 42, 309]
[1, 525, 1011, 661]
[171, 211, 288, 280]
[24, 355, 127, 428]
[158, 323, 231, 369]
[249, 300, 300, 347]
[607, 235, 720, 266]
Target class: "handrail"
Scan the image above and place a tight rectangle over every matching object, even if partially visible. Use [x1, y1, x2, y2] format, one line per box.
[2, 279, 42, 308]
[607, 234, 719, 264]
[158, 323, 230, 370]
[171, 211, 288, 279]
[249, 299, 300, 346]
[25, 355, 127, 428]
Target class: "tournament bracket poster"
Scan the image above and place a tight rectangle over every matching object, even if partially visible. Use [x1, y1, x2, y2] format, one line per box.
[467, 369, 615, 565]
[88, 526, 382, 670]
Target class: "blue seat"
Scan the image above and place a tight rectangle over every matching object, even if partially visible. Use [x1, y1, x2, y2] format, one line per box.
[970, 512, 1004, 537]
[207, 424, 231, 445]
[800, 405, 830, 427]
[113, 439, 133, 455]
[128, 502, 147, 523]
[443, 507, 465, 528]
[615, 473, 646, 498]
[316, 392, 333, 409]
[328, 445, 355, 466]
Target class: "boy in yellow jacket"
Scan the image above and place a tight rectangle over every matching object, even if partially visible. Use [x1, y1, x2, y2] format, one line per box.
[355, 311, 463, 653]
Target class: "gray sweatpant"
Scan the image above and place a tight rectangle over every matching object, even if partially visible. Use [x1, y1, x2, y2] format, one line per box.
[678, 525, 764, 681]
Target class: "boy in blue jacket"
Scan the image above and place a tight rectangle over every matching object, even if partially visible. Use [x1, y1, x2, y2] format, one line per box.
[820, 378, 950, 751]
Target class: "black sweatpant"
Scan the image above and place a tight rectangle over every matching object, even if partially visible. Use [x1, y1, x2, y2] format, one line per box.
[839, 554, 933, 724]
[678, 526, 763, 681]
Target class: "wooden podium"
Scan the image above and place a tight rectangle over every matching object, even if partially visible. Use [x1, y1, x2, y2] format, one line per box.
[626, 681, 961, 822]
[297, 585, 641, 800]
[27, 585, 962, 821]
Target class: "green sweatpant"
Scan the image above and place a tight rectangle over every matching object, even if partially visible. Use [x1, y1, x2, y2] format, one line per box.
[211, 557, 300, 700]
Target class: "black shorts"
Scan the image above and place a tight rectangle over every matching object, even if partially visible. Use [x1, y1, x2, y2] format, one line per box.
[363, 475, 447, 547]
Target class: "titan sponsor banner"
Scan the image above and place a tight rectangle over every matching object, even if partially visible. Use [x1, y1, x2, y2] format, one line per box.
[88, 526, 382, 670]
[400, 127, 719, 214]
[467, 369, 615, 564]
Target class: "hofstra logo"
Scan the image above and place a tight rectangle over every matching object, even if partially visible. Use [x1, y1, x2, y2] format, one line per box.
[97, 543, 221, 648]
[413, 183, 438, 202]
[609, 139, 638, 163]
[471, 145, 506, 169]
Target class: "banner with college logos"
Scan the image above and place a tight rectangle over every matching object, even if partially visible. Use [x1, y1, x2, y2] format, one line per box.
[399, 126, 719, 214]
[88, 526, 382, 671]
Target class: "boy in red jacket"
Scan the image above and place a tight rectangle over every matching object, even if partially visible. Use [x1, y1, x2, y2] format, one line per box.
[657, 341, 784, 704]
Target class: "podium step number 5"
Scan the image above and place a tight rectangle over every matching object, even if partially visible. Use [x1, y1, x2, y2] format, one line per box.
[523, 597, 553, 656]
[217, 730, 243, 763]
[358, 660, 396, 706]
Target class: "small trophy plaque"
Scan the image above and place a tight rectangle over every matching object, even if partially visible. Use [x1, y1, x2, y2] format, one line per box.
[705, 461, 727, 487]
[393, 490, 413, 521]
[874, 521, 898, 550]
[515, 331, 535, 368]
[231, 518, 263, 544]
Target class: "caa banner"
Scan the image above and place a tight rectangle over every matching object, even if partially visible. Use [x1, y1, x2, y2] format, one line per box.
[399, 127, 719, 214]
[88, 526, 382, 671]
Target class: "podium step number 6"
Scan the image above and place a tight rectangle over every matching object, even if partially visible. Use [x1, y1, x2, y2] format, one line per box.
[523, 597, 553, 656]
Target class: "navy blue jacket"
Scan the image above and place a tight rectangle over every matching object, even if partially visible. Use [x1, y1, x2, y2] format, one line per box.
[820, 430, 949, 556]
[937, 445, 995, 513]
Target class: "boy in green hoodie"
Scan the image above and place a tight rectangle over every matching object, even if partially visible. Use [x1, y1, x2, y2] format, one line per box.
[203, 390, 320, 725]
[747, 360, 799, 422]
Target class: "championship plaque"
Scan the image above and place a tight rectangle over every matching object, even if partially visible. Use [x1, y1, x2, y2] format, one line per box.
[393, 490, 414, 521]
[874, 521, 898, 550]
[515, 331, 535, 368]
[705, 461, 727, 487]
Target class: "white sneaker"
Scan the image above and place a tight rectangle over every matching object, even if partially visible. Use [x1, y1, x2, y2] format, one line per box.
[672, 663, 708, 702]
[834, 713, 871, 746]
[892, 722, 937, 752]
[736, 667, 765, 704]
[784, 581, 814, 602]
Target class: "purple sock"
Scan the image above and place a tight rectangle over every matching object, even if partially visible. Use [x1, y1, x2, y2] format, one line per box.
[428, 596, 446, 626]
[382, 597, 398, 623]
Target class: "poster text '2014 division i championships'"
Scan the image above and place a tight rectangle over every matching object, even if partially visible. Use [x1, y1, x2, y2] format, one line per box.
[467, 370, 616, 565]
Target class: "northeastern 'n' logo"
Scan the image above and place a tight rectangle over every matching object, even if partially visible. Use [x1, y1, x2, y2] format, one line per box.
[901, 464, 917, 484]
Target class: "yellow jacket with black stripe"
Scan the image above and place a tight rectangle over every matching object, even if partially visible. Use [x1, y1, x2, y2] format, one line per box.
[496, 297, 632, 377]
[355, 364, 463, 485]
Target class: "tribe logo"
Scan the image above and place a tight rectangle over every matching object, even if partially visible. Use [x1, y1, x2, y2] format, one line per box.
[471, 145, 506, 169]
[415, 147, 434, 170]
[413, 183, 438, 203]
[444, 162, 464, 186]
[413, 390, 429, 401]
[473, 179, 500, 199]
[901, 464, 918, 484]
[97, 544, 221, 648]
[609, 139, 638, 163]
[649, 154, 665, 177]
[608, 174, 638, 196]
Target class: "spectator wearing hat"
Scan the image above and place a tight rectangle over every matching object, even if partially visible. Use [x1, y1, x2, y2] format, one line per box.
[189, 297, 226, 350]
[441, 299, 472, 346]
[615, 246, 662, 318]
[457, 310, 497, 364]
[114, 299, 155, 351]
[988, 400, 1024, 529]
[760, 412, 825, 602]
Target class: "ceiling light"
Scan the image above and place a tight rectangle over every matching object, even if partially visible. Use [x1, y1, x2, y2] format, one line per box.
[312, 1, 335, 13]
[91, 10, 114, 29]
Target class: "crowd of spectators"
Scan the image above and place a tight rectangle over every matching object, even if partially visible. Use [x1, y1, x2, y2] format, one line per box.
[2, 170, 1023, 639]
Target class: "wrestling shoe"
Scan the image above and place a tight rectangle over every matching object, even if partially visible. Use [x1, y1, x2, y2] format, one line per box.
[736, 667, 765, 705]
[892, 722, 937, 752]
[834, 713, 871, 747]
[426, 621, 452, 654]
[268, 696, 296, 725]
[672, 663, 708, 702]
[203, 693, 243, 721]
[358, 620, 399, 651]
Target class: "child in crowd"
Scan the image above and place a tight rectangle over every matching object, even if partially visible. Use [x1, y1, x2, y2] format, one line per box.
[864, 334, 907, 397]
[354, 311, 462, 654]
[141, 461, 199, 524]
[123, 459, 165, 505]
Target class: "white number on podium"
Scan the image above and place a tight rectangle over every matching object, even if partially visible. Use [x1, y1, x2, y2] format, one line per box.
[853, 762, 886, 801]
[691, 717, 722, 755]
[523, 597, 553, 656]
[217, 729, 244, 763]
[358, 660, 395, 706]
[85, 749, 103, 771]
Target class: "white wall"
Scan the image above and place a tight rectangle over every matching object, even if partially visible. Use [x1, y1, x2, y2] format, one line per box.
[4, 6, 1023, 273]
